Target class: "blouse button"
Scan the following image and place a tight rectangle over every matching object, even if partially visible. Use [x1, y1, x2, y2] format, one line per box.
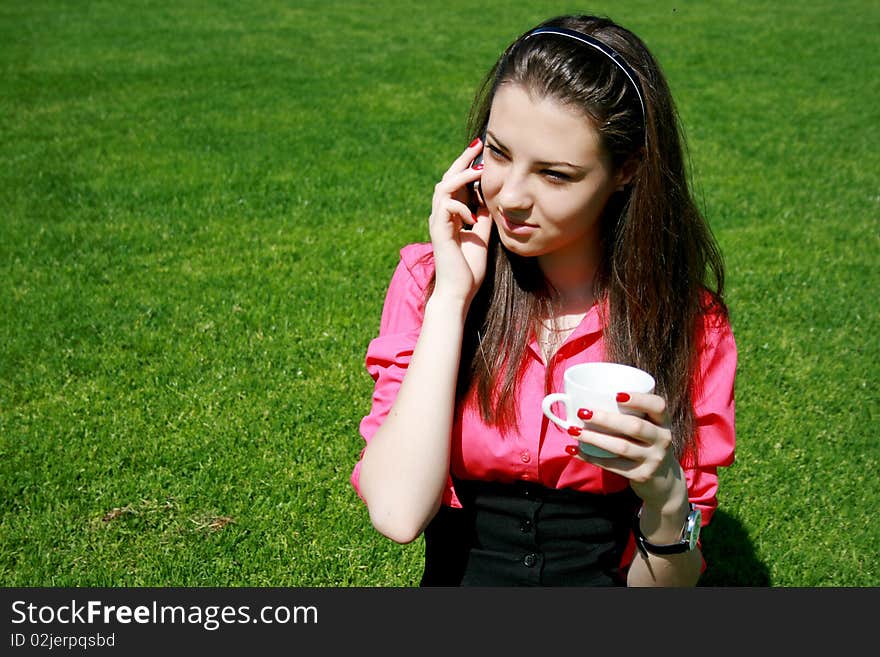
[520, 451, 531, 463]
[520, 519, 532, 533]
[523, 553, 537, 567]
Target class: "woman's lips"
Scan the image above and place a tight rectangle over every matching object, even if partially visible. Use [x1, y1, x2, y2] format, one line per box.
[500, 213, 538, 235]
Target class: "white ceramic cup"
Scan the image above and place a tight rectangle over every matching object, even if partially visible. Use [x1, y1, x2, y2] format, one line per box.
[542, 362, 656, 457]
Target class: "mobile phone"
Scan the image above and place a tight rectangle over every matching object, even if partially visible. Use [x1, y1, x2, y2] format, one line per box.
[467, 132, 486, 215]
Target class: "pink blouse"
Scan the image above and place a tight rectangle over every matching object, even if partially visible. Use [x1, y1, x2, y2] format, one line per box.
[352, 243, 736, 531]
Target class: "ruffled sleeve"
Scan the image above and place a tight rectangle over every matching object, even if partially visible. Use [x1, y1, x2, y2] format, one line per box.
[620, 311, 737, 574]
[683, 311, 738, 526]
[350, 244, 461, 507]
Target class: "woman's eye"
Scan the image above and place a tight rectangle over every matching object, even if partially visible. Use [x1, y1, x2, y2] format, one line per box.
[486, 145, 507, 160]
[543, 170, 571, 182]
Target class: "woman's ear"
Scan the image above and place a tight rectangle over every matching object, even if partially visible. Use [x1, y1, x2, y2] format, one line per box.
[615, 149, 644, 190]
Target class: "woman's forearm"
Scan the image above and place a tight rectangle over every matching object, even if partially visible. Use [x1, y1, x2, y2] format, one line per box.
[626, 502, 703, 586]
[627, 547, 702, 586]
[358, 292, 468, 544]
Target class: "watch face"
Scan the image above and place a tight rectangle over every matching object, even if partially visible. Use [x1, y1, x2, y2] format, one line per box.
[688, 507, 702, 550]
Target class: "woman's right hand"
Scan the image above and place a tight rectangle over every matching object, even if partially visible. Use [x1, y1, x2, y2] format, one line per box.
[428, 138, 493, 306]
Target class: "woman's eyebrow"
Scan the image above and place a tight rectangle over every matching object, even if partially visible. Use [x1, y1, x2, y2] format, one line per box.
[485, 130, 507, 150]
[486, 130, 586, 170]
[536, 158, 586, 170]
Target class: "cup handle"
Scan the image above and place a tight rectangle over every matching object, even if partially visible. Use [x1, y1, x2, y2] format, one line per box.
[542, 392, 570, 430]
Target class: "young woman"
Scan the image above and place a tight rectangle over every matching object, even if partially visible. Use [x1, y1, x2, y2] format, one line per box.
[351, 14, 736, 586]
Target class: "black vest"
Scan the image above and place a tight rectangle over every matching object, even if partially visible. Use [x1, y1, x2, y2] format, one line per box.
[421, 478, 640, 586]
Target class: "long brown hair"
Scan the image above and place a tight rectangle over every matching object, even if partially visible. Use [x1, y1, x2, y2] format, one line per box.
[433, 15, 726, 459]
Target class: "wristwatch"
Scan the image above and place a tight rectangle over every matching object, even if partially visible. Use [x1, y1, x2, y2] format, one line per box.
[633, 503, 701, 556]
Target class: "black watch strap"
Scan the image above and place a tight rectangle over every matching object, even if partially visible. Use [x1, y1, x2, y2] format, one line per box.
[632, 504, 701, 556]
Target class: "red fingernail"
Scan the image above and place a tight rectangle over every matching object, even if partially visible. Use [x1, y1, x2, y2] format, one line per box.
[577, 408, 593, 421]
[472, 163, 484, 171]
[616, 393, 630, 403]
[567, 426, 581, 437]
[565, 445, 579, 456]
[469, 137, 481, 148]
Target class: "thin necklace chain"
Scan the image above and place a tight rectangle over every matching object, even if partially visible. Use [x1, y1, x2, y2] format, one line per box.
[476, 307, 588, 366]
[536, 314, 584, 362]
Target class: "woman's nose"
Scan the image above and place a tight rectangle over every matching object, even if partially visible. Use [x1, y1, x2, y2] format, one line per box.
[496, 169, 533, 212]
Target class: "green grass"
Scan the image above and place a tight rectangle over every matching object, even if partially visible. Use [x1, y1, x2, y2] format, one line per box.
[1, 0, 877, 586]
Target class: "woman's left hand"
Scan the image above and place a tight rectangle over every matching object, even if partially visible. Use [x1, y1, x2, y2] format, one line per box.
[568, 392, 688, 513]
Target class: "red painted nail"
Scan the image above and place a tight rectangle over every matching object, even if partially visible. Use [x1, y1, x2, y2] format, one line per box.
[577, 408, 593, 421]
[565, 445, 579, 456]
[472, 163, 484, 171]
[566, 426, 581, 437]
[616, 392, 631, 403]
[469, 137, 481, 148]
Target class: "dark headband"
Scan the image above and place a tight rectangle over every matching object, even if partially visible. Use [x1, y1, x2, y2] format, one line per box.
[523, 27, 647, 129]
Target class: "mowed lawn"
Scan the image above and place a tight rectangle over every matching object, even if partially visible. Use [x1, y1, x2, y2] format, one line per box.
[1, 0, 877, 586]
